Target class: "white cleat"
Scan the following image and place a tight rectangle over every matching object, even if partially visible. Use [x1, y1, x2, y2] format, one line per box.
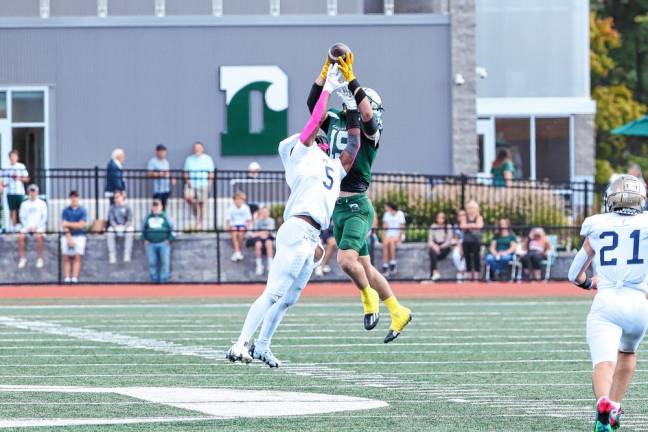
[225, 343, 253, 364]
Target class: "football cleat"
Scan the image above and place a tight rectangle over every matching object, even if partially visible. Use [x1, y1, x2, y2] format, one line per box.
[384, 308, 413, 344]
[252, 346, 281, 368]
[364, 312, 380, 330]
[594, 397, 613, 432]
[225, 342, 253, 364]
[361, 287, 380, 330]
[610, 408, 622, 430]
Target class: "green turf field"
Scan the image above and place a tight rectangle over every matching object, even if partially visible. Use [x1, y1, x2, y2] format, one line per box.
[0, 298, 646, 431]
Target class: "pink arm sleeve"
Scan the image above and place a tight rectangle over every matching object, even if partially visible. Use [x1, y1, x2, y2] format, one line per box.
[299, 90, 330, 144]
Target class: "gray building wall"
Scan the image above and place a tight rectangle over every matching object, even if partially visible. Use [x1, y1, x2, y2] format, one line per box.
[573, 113, 595, 180]
[0, 16, 453, 174]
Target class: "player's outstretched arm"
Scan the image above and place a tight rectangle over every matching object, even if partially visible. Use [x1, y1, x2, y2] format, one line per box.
[568, 238, 596, 290]
[340, 109, 362, 172]
[306, 57, 330, 113]
[300, 64, 345, 146]
[338, 53, 380, 142]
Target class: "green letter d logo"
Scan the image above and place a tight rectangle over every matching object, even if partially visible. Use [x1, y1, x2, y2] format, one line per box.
[220, 66, 288, 156]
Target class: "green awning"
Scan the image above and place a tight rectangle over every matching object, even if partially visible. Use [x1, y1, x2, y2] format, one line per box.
[611, 115, 648, 136]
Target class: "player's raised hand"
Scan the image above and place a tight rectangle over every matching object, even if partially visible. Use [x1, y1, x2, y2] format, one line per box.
[319, 56, 332, 82]
[338, 51, 356, 82]
[324, 64, 346, 93]
[337, 86, 357, 110]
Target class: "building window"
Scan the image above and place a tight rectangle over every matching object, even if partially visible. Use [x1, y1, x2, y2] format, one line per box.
[535, 117, 570, 183]
[495, 118, 530, 179]
[12, 91, 45, 123]
[0, 92, 6, 118]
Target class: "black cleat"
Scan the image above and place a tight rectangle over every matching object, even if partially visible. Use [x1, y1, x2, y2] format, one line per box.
[364, 312, 380, 330]
[384, 312, 413, 344]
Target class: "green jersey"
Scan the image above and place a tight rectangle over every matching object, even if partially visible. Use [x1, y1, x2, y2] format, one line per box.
[326, 109, 379, 193]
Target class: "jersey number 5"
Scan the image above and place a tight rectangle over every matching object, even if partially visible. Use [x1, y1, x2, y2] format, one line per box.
[323, 166, 334, 190]
[599, 230, 644, 266]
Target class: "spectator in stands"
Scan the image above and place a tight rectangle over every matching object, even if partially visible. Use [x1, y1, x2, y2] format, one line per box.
[428, 211, 453, 281]
[17, 184, 47, 269]
[183, 142, 214, 230]
[246, 161, 262, 215]
[106, 190, 134, 264]
[460, 200, 484, 281]
[315, 220, 337, 277]
[452, 210, 467, 281]
[147, 144, 174, 211]
[225, 191, 252, 262]
[61, 191, 87, 283]
[105, 148, 126, 204]
[248, 161, 261, 179]
[484, 218, 518, 280]
[381, 202, 406, 277]
[521, 227, 552, 281]
[491, 149, 515, 187]
[249, 206, 275, 275]
[141, 199, 175, 283]
[2, 149, 29, 230]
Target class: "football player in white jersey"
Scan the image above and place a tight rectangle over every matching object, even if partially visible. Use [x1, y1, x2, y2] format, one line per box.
[568, 175, 648, 432]
[226, 65, 362, 368]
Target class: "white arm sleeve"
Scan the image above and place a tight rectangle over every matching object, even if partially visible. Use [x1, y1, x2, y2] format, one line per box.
[568, 247, 590, 283]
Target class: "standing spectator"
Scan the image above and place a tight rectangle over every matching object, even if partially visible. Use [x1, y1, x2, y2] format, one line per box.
[147, 144, 174, 211]
[246, 161, 262, 215]
[183, 142, 214, 230]
[141, 199, 175, 283]
[315, 222, 337, 277]
[491, 149, 515, 187]
[106, 190, 134, 264]
[225, 191, 252, 261]
[61, 191, 87, 283]
[248, 161, 261, 179]
[381, 202, 406, 276]
[249, 206, 275, 275]
[17, 184, 47, 269]
[485, 218, 518, 280]
[427, 211, 453, 281]
[452, 210, 467, 281]
[521, 227, 552, 281]
[105, 148, 126, 204]
[460, 200, 484, 281]
[2, 149, 29, 230]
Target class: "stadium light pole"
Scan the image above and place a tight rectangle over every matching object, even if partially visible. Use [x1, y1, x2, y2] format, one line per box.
[212, 0, 223, 16]
[39, 0, 50, 18]
[154, 0, 165, 17]
[327, 0, 338, 16]
[97, 0, 108, 17]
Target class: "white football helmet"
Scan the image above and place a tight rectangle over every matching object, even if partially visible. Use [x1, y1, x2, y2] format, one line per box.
[605, 174, 647, 215]
[363, 87, 383, 130]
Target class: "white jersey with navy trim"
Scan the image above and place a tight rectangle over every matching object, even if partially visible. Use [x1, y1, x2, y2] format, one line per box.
[581, 211, 648, 293]
[278, 133, 346, 230]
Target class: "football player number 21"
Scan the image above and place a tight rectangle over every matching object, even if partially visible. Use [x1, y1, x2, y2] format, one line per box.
[599, 230, 644, 266]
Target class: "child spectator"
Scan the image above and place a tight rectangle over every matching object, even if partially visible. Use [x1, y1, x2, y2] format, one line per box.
[460, 200, 484, 281]
[106, 190, 134, 264]
[61, 191, 87, 283]
[2, 149, 29, 230]
[249, 206, 275, 275]
[452, 210, 467, 281]
[381, 202, 406, 276]
[141, 199, 175, 283]
[225, 191, 252, 262]
[427, 211, 453, 281]
[485, 218, 518, 280]
[521, 227, 552, 281]
[17, 184, 47, 269]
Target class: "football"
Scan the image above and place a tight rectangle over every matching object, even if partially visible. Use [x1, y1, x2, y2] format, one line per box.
[328, 42, 351, 63]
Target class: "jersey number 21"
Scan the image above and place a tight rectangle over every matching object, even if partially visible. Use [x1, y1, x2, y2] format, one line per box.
[599, 230, 644, 266]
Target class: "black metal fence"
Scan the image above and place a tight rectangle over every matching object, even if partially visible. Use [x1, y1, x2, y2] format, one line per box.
[1, 168, 605, 234]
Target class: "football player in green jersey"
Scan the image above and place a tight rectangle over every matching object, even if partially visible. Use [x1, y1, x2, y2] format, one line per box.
[307, 51, 412, 343]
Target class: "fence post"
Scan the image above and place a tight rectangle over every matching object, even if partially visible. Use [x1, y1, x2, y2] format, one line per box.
[216, 229, 222, 284]
[460, 173, 467, 209]
[213, 169, 218, 231]
[94, 165, 100, 220]
[583, 180, 589, 219]
[57, 232, 62, 284]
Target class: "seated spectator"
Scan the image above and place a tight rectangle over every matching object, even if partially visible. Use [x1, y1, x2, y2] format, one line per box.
[249, 206, 275, 275]
[225, 191, 252, 262]
[452, 210, 467, 281]
[17, 184, 47, 269]
[460, 200, 484, 281]
[484, 218, 517, 280]
[315, 221, 337, 277]
[428, 211, 453, 281]
[106, 190, 134, 264]
[141, 199, 175, 283]
[381, 202, 406, 276]
[521, 227, 552, 281]
[61, 191, 88, 283]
